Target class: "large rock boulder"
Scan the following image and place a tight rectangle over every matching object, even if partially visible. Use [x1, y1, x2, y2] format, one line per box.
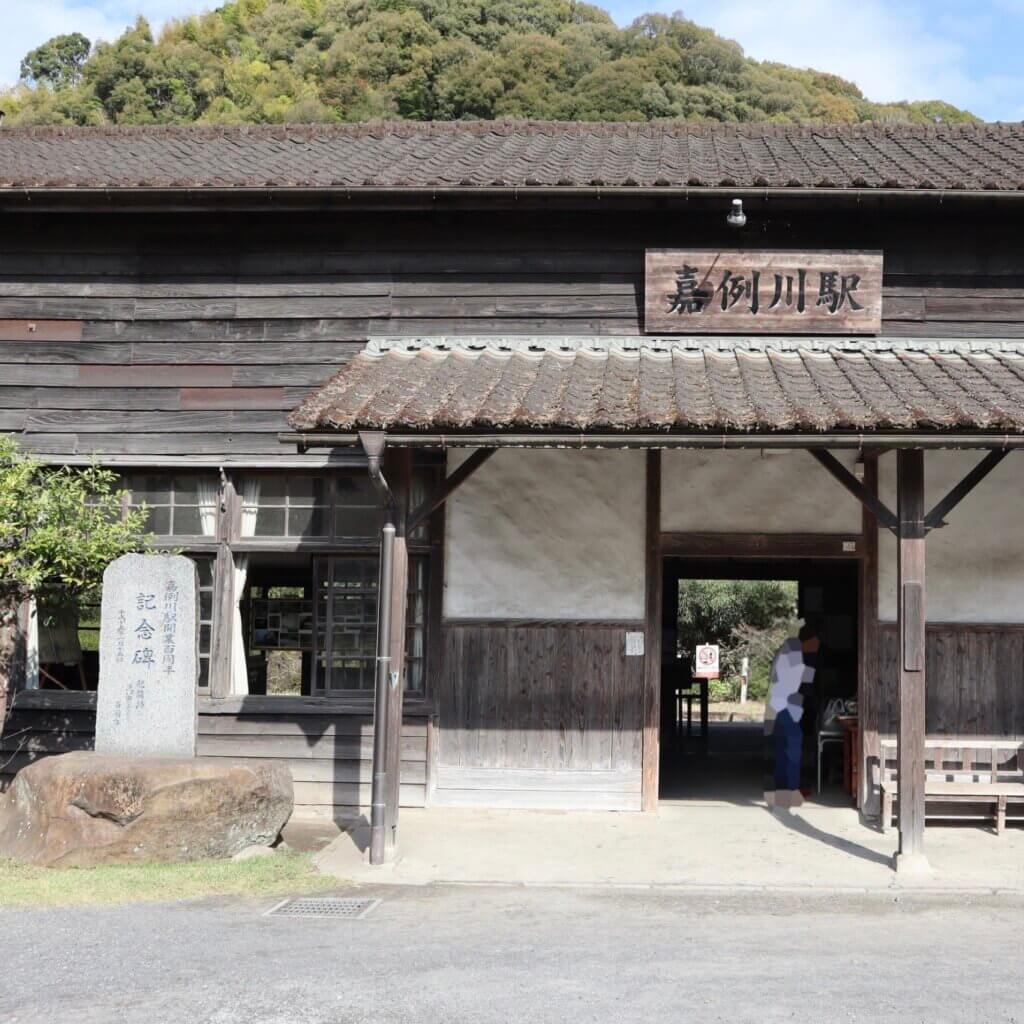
[0, 752, 293, 867]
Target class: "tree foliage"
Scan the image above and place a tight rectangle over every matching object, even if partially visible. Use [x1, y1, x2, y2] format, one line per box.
[0, 435, 149, 609]
[0, 436, 150, 726]
[19, 32, 92, 90]
[1, 2, 977, 126]
[677, 579, 797, 701]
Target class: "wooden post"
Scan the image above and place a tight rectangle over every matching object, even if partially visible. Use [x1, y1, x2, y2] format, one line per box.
[858, 454, 880, 815]
[642, 449, 662, 811]
[209, 475, 238, 699]
[383, 448, 411, 856]
[895, 449, 929, 873]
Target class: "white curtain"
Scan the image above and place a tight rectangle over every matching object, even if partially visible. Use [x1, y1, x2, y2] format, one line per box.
[24, 597, 39, 690]
[228, 478, 261, 697]
[197, 477, 218, 538]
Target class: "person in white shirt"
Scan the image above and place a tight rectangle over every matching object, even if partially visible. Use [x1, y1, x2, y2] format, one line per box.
[764, 621, 820, 808]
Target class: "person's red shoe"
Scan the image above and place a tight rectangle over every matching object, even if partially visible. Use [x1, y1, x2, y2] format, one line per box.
[800, 788, 812, 799]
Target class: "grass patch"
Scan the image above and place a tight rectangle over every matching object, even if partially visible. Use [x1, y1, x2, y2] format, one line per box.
[0, 850, 338, 908]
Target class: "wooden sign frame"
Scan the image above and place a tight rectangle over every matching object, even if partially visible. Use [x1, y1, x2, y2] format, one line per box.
[645, 249, 883, 335]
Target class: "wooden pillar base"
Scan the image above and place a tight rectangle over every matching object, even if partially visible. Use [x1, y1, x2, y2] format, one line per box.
[893, 851, 931, 875]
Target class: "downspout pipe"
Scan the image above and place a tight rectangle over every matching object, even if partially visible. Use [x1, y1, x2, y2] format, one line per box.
[362, 432, 396, 866]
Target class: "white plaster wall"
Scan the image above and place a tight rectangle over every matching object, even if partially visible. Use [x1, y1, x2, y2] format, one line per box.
[878, 452, 1024, 623]
[444, 449, 646, 620]
[661, 450, 863, 533]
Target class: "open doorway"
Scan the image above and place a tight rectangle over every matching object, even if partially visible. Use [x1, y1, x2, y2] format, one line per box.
[659, 556, 859, 806]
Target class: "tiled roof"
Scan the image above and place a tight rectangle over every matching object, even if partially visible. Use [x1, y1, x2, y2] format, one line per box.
[288, 337, 1024, 433]
[3, 121, 1024, 191]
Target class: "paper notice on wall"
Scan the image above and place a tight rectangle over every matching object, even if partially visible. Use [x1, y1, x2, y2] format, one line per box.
[625, 632, 645, 657]
[694, 644, 720, 679]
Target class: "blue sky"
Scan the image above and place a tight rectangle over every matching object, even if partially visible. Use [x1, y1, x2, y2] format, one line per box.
[2, 0, 1023, 121]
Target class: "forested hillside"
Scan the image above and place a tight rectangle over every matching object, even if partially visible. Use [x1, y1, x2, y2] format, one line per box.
[1, 0, 976, 126]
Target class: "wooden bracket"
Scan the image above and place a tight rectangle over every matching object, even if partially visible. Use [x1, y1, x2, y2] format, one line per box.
[407, 448, 496, 535]
[807, 449, 898, 533]
[924, 449, 1010, 530]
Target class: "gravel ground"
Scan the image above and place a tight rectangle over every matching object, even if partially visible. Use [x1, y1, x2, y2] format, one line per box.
[3, 884, 1022, 1024]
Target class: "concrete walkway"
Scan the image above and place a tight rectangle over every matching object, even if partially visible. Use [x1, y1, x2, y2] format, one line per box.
[314, 801, 1024, 891]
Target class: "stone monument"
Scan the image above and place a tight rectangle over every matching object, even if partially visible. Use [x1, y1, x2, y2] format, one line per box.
[95, 553, 199, 758]
[0, 553, 296, 866]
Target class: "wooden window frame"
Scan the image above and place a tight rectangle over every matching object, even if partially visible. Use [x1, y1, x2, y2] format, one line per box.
[311, 552, 432, 698]
[31, 465, 443, 711]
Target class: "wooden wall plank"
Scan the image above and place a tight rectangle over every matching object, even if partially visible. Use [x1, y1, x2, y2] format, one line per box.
[436, 620, 644, 810]
[179, 387, 286, 410]
[5, 208, 1024, 485]
[78, 365, 234, 387]
[0, 320, 82, 341]
[877, 624, 1024, 738]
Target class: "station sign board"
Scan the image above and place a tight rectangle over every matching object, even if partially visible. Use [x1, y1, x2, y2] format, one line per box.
[645, 249, 883, 335]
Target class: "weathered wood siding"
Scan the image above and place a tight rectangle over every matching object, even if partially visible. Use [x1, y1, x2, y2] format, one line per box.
[877, 625, 1024, 737]
[435, 622, 644, 810]
[0, 694, 428, 815]
[5, 203, 1024, 814]
[2, 208, 1024, 461]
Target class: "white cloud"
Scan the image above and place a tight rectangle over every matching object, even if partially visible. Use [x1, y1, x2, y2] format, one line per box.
[0, 0, 200, 89]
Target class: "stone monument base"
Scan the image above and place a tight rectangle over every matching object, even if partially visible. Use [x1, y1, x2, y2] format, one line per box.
[0, 751, 293, 867]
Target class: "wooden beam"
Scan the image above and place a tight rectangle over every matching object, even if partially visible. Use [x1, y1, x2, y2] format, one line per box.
[858, 453, 881, 816]
[895, 449, 929, 873]
[660, 532, 861, 560]
[642, 449, 662, 812]
[407, 448, 495, 535]
[807, 449, 898, 532]
[924, 449, 1010, 530]
[383, 447, 411, 857]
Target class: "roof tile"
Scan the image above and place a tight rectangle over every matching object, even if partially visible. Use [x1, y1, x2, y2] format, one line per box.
[3, 121, 1024, 191]
[289, 337, 1024, 433]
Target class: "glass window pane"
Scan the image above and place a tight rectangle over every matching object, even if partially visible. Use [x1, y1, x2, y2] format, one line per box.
[132, 475, 171, 504]
[335, 506, 381, 539]
[195, 557, 214, 587]
[172, 476, 202, 500]
[198, 658, 210, 689]
[174, 505, 203, 535]
[336, 476, 375, 502]
[255, 507, 287, 536]
[144, 506, 171, 535]
[288, 476, 326, 502]
[329, 664, 363, 691]
[289, 505, 328, 538]
[260, 478, 288, 503]
[406, 660, 423, 694]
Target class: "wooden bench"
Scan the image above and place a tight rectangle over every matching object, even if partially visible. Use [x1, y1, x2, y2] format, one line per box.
[877, 739, 1024, 835]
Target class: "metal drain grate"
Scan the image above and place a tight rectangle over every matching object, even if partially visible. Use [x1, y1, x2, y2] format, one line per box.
[265, 897, 380, 919]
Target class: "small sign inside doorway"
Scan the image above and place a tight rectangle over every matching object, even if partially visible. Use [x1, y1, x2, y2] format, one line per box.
[625, 632, 645, 657]
[694, 644, 720, 679]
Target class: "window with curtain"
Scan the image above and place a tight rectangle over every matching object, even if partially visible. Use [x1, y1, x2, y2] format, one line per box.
[195, 556, 216, 690]
[249, 476, 329, 538]
[125, 474, 219, 537]
[114, 468, 440, 700]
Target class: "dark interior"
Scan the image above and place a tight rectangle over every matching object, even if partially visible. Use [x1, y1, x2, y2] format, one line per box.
[659, 556, 859, 805]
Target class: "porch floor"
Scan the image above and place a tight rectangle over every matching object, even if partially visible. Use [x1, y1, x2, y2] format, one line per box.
[313, 801, 1024, 891]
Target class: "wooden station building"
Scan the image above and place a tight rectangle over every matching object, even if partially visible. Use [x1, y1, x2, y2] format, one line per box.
[3, 121, 1024, 867]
